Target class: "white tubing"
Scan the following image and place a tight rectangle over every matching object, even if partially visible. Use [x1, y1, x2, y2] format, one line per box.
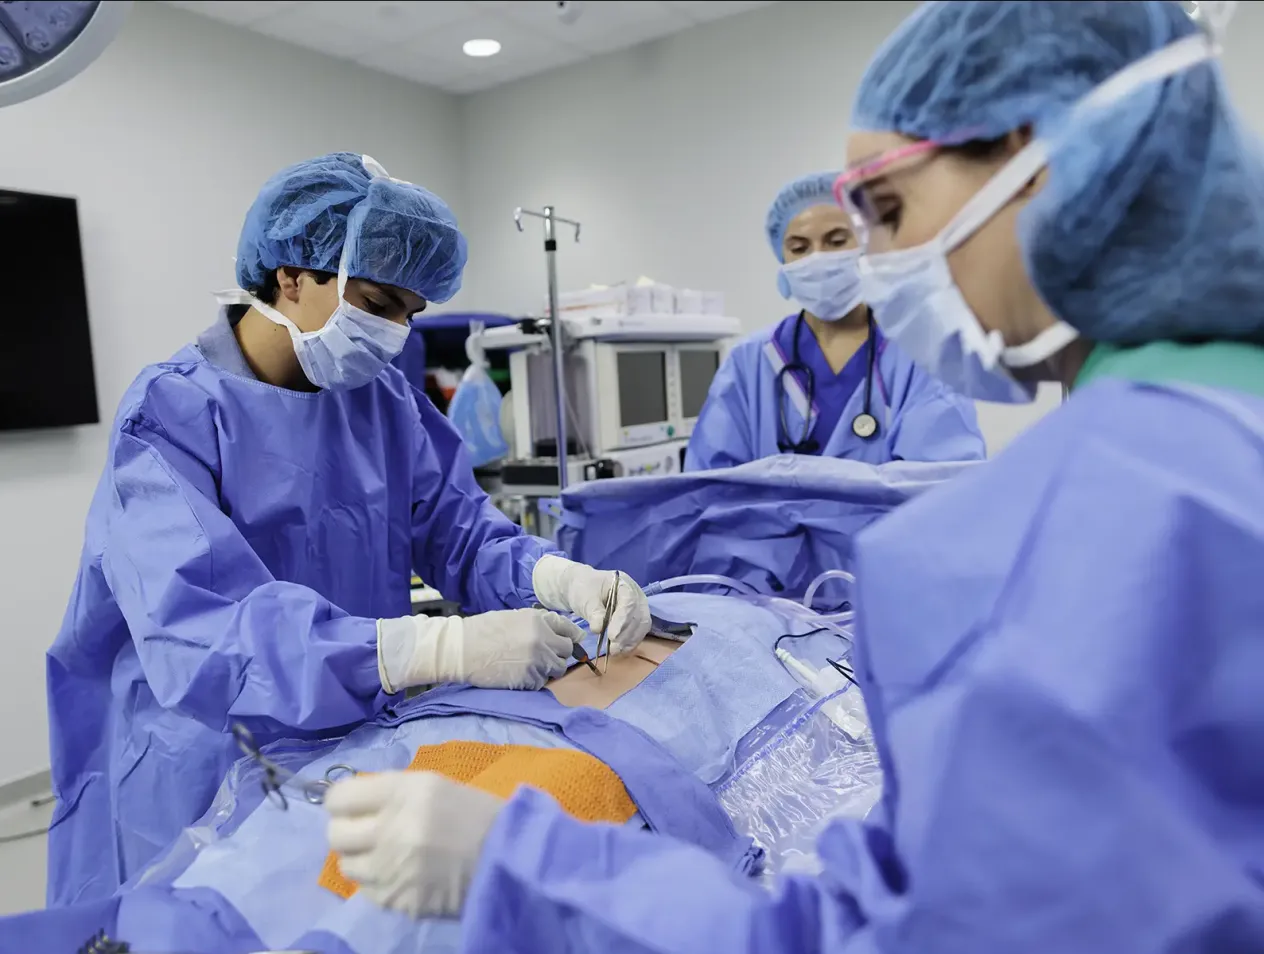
[802, 570, 855, 611]
[644, 574, 761, 597]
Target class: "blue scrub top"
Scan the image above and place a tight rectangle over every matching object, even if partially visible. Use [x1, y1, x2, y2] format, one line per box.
[770, 313, 886, 452]
[44, 309, 557, 906]
[685, 314, 986, 470]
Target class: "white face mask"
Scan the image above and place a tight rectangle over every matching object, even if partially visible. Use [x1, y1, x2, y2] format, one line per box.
[227, 244, 411, 392]
[778, 249, 865, 321]
[859, 27, 1222, 404]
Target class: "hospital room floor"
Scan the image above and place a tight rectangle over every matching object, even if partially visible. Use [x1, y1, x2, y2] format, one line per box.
[0, 796, 51, 915]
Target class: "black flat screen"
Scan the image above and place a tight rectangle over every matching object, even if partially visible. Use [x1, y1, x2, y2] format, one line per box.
[0, 189, 98, 431]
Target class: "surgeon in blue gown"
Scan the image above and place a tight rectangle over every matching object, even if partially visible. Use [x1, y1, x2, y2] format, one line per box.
[321, 3, 1264, 950]
[44, 153, 649, 906]
[684, 171, 985, 469]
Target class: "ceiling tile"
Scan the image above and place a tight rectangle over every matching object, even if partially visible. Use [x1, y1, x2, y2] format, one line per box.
[165, 0, 307, 27]
[301, 1, 475, 40]
[161, 0, 780, 93]
[372, 46, 477, 89]
[249, 6, 382, 60]
[495, 1, 691, 49]
[663, 1, 776, 23]
[375, 15, 579, 79]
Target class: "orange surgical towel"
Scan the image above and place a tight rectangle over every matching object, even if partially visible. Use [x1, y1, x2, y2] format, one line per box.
[319, 741, 638, 899]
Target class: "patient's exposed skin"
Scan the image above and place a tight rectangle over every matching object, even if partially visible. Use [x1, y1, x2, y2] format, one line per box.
[546, 637, 680, 709]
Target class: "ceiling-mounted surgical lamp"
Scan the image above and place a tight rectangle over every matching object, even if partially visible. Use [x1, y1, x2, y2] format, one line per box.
[0, 1, 132, 108]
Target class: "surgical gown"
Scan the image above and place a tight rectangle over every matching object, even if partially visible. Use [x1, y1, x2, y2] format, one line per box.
[461, 342, 1264, 953]
[685, 315, 985, 470]
[46, 310, 557, 906]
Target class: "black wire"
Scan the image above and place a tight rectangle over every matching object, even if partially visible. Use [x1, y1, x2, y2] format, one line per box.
[827, 656, 859, 689]
[774, 626, 830, 655]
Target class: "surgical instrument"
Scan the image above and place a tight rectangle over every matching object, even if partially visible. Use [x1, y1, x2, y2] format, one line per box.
[231, 723, 357, 811]
[596, 570, 620, 673]
[78, 931, 317, 954]
[571, 641, 601, 676]
[532, 602, 602, 675]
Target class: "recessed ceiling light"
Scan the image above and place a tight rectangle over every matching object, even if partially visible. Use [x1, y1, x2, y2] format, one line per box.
[462, 39, 502, 58]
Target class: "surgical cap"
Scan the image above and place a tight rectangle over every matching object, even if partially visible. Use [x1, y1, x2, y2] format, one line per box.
[236, 152, 468, 304]
[852, 1, 1264, 345]
[765, 171, 841, 262]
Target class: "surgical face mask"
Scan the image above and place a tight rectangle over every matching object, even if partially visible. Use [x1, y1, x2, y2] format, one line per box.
[857, 26, 1223, 404]
[778, 249, 865, 321]
[250, 251, 410, 392]
[858, 167, 1079, 404]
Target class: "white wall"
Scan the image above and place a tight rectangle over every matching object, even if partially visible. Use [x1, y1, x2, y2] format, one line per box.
[454, 0, 1065, 454]
[0, 1, 467, 782]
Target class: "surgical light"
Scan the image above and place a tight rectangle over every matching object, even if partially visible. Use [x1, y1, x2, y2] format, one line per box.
[0, 1, 131, 108]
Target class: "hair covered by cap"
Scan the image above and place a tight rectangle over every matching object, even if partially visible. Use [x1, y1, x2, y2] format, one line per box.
[852, 0, 1264, 345]
[765, 171, 842, 262]
[236, 152, 468, 304]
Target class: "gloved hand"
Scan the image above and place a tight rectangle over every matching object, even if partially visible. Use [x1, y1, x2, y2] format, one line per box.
[376, 608, 584, 694]
[326, 771, 504, 919]
[531, 555, 651, 655]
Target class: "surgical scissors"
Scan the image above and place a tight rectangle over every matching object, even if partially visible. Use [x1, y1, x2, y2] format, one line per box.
[231, 723, 357, 811]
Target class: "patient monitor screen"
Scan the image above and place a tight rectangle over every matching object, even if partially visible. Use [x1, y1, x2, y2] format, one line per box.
[679, 349, 721, 418]
[617, 350, 669, 426]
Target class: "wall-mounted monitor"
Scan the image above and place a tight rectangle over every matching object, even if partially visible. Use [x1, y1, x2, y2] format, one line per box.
[0, 189, 99, 432]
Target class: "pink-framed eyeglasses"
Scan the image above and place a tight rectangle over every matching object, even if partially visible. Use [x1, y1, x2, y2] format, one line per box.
[832, 139, 944, 247]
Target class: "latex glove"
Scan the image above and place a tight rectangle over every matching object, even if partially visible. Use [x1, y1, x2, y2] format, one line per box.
[376, 608, 584, 693]
[532, 555, 651, 655]
[326, 771, 504, 919]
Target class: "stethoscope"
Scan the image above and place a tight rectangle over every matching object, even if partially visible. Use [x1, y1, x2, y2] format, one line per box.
[776, 309, 881, 454]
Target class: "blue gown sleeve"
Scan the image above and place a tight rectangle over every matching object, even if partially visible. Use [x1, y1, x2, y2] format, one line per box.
[102, 403, 382, 735]
[888, 366, 986, 462]
[407, 387, 559, 612]
[685, 344, 758, 471]
[462, 788, 863, 954]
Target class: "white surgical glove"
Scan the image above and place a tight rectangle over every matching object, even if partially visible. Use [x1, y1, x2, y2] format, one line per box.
[375, 608, 584, 693]
[531, 555, 651, 655]
[326, 771, 504, 919]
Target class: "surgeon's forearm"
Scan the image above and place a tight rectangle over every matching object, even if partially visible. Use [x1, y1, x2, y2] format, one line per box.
[462, 789, 859, 954]
[461, 531, 561, 612]
[129, 583, 383, 733]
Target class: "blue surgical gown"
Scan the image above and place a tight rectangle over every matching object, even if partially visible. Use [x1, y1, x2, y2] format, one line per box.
[461, 350, 1264, 953]
[45, 310, 556, 906]
[685, 314, 986, 470]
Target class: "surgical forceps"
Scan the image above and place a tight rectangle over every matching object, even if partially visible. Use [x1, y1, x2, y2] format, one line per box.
[595, 570, 621, 674]
[231, 723, 357, 811]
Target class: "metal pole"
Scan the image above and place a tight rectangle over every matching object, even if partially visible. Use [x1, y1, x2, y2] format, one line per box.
[514, 205, 581, 492]
[541, 207, 568, 490]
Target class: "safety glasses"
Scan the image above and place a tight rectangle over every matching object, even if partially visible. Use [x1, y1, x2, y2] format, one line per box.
[832, 139, 944, 250]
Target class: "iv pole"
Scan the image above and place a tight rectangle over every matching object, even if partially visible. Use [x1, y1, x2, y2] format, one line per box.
[514, 206, 582, 491]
